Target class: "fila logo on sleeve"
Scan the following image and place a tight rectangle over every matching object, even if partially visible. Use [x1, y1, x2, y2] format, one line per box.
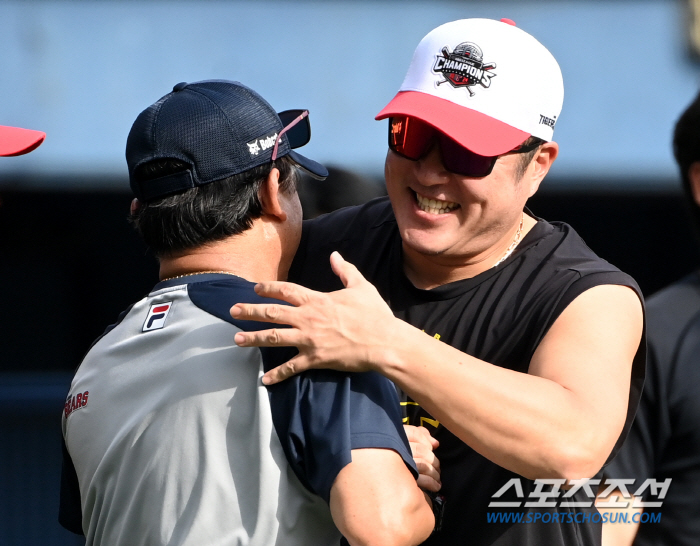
[143, 302, 173, 332]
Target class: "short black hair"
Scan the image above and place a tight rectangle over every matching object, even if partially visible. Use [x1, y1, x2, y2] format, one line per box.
[515, 136, 545, 181]
[674, 90, 700, 234]
[130, 155, 298, 257]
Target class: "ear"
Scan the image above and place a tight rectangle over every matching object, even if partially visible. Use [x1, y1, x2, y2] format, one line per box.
[525, 141, 559, 198]
[130, 198, 141, 216]
[688, 162, 700, 208]
[259, 167, 287, 221]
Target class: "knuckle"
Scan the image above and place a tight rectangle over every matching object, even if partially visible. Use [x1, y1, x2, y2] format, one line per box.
[279, 284, 294, 299]
[264, 305, 281, 320]
[267, 329, 281, 344]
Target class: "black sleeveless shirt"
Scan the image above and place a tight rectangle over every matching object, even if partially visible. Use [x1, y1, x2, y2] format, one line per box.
[290, 197, 646, 546]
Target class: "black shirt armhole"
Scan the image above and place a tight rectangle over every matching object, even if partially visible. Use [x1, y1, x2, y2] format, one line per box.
[550, 271, 643, 324]
[548, 271, 646, 467]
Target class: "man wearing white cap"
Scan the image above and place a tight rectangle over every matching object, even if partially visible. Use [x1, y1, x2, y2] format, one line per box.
[0, 124, 44, 157]
[232, 19, 645, 545]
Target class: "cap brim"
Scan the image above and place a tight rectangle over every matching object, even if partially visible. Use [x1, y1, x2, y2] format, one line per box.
[288, 150, 328, 181]
[0, 125, 45, 157]
[375, 91, 529, 157]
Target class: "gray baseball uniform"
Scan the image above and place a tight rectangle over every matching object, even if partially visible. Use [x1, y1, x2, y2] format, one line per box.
[59, 273, 416, 546]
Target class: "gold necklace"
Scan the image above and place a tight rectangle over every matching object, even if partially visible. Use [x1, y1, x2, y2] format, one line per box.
[493, 213, 524, 267]
[161, 270, 241, 282]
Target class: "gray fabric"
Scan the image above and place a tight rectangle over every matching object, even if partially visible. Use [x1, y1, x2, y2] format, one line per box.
[62, 283, 339, 546]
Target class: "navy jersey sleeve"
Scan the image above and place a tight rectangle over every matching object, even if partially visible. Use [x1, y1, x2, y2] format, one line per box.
[264, 346, 417, 503]
[189, 278, 418, 504]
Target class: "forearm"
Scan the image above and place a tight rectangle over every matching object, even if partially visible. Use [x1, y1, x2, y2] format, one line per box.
[374, 320, 624, 480]
[329, 448, 434, 546]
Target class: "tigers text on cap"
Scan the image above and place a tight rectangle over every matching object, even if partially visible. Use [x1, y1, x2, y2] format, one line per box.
[126, 79, 328, 202]
[0, 125, 45, 157]
[376, 18, 564, 157]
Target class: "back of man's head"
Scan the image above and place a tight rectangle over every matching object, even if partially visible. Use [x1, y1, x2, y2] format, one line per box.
[674, 90, 700, 232]
[126, 80, 327, 257]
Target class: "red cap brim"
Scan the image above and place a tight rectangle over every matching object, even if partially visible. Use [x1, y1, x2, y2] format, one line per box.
[375, 91, 529, 157]
[0, 125, 46, 157]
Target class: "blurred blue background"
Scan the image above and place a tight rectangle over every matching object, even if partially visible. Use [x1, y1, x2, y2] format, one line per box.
[1, 0, 700, 186]
[2, 1, 700, 544]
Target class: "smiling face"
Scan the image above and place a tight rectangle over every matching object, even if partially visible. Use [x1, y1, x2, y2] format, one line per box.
[384, 139, 557, 285]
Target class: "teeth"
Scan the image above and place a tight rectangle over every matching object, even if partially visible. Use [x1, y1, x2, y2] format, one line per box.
[415, 193, 459, 215]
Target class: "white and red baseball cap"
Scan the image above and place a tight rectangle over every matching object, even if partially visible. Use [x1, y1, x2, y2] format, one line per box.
[376, 18, 563, 156]
[0, 125, 45, 157]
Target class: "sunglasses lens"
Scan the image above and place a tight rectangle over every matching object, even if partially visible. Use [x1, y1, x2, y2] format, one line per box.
[278, 109, 311, 148]
[389, 116, 496, 177]
[389, 116, 434, 160]
[439, 135, 496, 178]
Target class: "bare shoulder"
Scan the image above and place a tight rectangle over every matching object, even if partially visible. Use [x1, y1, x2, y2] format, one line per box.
[530, 284, 643, 414]
[530, 284, 643, 380]
[527, 284, 644, 474]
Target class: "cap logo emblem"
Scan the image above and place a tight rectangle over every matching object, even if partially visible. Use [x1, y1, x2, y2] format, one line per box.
[247, 132, 278, 157]
[433, 42, 496, 97]
[247, 140, 261, 156]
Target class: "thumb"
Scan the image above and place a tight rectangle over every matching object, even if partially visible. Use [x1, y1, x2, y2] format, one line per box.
[330, 251, 367, 289]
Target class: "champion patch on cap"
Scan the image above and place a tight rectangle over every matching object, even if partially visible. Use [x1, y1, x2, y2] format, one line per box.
[433, 41, 497, 97]
[143, 302, 173, 332]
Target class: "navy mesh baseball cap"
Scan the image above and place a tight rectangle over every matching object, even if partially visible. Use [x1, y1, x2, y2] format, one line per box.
[126, 79, 328, 202]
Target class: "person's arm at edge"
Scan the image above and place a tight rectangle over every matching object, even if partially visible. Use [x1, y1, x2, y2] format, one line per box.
[330, 448, 434, 546]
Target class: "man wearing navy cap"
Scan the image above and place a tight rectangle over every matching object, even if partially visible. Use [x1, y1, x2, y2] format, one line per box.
[58, 80, 433, 546]
[231, 19, 646, 546]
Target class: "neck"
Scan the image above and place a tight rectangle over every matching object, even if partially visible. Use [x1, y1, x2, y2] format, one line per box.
[403, 213, 536, 290]
[158, 219, 288, 283]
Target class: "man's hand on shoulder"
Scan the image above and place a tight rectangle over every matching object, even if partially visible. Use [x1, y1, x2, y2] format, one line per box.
[231, 251, 408, 384]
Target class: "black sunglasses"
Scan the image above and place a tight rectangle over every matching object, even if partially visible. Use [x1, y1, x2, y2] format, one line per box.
[388, 116, 544, 178]
[272, 109, 312, 160]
